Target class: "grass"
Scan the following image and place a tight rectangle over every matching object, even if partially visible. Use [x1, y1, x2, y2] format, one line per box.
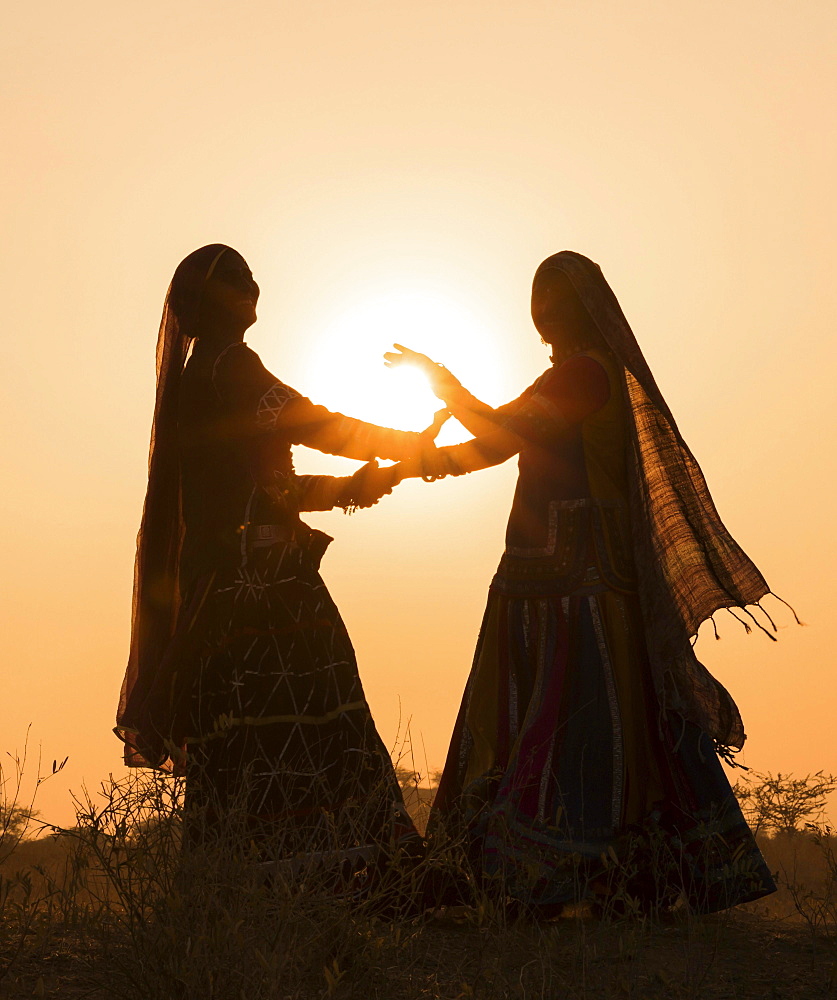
[1, 770, 836, 999]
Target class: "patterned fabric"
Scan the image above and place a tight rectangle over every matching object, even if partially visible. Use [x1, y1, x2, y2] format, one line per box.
[433, 536, 776, 913]
[178, 540, 417, 855]
[534, 253, 778, 750]
[255, 380, 302, 430]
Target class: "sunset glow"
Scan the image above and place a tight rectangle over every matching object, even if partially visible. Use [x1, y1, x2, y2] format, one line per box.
[296, 286, 504, 438]
[1, 0, 834, 830]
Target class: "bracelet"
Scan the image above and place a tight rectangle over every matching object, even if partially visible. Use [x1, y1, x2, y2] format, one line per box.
[420, 451, 450, 483]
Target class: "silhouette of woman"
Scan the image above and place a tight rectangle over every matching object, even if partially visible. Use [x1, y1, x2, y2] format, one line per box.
[388, 251, 778, 913]
[116, 244, 441, 862]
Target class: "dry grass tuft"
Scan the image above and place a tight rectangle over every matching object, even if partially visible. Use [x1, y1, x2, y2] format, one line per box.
[1, 762, 836, 998]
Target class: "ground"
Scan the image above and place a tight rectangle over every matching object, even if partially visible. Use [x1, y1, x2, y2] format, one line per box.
[2, 908, 835, 999]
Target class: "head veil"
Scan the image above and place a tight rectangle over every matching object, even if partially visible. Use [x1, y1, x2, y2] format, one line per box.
[116, 244, 231, 769]
[538, 251, 784, 751]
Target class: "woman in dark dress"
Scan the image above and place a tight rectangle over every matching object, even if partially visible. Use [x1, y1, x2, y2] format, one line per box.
[116, 244, 439, 862]
[389, 251, 780, 913]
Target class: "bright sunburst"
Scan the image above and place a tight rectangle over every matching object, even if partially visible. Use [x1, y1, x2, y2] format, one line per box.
[297, 285, 502, 442]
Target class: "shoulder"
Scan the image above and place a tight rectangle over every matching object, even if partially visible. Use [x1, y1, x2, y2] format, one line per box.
[552, 353, 608, 379]
[533, 353, 614, 421]
[211, 342, 268, 383]
[541, 353, 612, 394]
[210, 342, 294, 412]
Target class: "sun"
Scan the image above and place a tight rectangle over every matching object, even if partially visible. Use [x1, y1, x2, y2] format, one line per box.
[296, 284, 503, 443]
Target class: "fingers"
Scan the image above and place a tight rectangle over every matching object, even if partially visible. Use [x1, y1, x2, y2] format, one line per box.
[383, 344, 413, 367]
[383, 344, 436, 370]
[352, 461, 400, 508]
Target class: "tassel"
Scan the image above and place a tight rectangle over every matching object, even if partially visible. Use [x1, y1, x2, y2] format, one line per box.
[768, 591, 806, 626]
[742, 607, 778, 641]
[727, 608, 753, 634]
[755, 601, 778, 632]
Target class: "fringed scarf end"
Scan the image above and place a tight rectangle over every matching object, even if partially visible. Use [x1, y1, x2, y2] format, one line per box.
[767, 591, 806, 627]
[728, 608, 753, 634]
[743, 606, 778, 640]
[755, 600, 778, 632]
[726, 604, 778, 640]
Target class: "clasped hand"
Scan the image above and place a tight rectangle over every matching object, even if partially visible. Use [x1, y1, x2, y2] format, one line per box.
[346, 403, 448, 506]
[345, 345, 459, 507]
[344, 460, 400, 509]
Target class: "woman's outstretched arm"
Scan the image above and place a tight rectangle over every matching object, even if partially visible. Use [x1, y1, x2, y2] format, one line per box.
[383, 344, 528, 438]
[394, 354, 611, 481]
[394, 425, 521, 481]
[213, 342, 444, 461]
[294, 464, 398, 512]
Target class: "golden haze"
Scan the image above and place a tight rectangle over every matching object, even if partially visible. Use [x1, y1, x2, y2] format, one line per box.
[0, 0, 835, 825]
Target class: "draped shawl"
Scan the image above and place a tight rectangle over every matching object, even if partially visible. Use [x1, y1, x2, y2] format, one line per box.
[538, 251, 776, 750]
[116, 244, 232, 768]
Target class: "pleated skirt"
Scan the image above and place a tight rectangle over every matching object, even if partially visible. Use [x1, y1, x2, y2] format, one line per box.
[431, 568, 776, 912]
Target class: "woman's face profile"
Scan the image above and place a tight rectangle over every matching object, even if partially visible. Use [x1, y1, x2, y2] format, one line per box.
[531, 269, 594, 344]
[200, 251, 260, 333]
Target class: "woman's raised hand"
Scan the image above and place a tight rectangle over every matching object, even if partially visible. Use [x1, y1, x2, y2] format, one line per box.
[383, 343, 437, 374]
[383, 343, 463, 401]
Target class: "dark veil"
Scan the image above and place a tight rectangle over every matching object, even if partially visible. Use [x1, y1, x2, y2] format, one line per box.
[116, 244, 232, 769]
[536, 251, 782, 751]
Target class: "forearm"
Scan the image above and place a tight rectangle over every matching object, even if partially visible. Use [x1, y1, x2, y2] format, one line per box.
[319, 418, 422, 462]
[282, 398, 423, 460]
[396, 428, 519, 480]
[439, 384, 504, 438]
[295, 474, 354, 512]
[296, 465, 399, 512]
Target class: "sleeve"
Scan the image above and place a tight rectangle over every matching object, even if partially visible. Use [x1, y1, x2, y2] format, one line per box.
[211, 342, 280, 412]
[441, 381, 536, 439]
[212, 343, 424, 461]
[262, 394, 423, 461]
[427, 356, 611, 476]
[294, 474, 352, 512]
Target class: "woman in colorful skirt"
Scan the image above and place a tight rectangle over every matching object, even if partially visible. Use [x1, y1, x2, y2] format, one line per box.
[388, 251, 780, 913]
[116, 244, 439, 864]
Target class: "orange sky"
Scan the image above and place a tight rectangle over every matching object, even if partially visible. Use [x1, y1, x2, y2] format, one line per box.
[1, 1, 835, 827]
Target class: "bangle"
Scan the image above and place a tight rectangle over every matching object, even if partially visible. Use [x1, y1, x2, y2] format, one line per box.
[420, 450, 449, 483]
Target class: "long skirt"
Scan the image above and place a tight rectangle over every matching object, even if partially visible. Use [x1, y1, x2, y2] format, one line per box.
[176, 538, 418, 861]
[430, 566, 776, 913]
